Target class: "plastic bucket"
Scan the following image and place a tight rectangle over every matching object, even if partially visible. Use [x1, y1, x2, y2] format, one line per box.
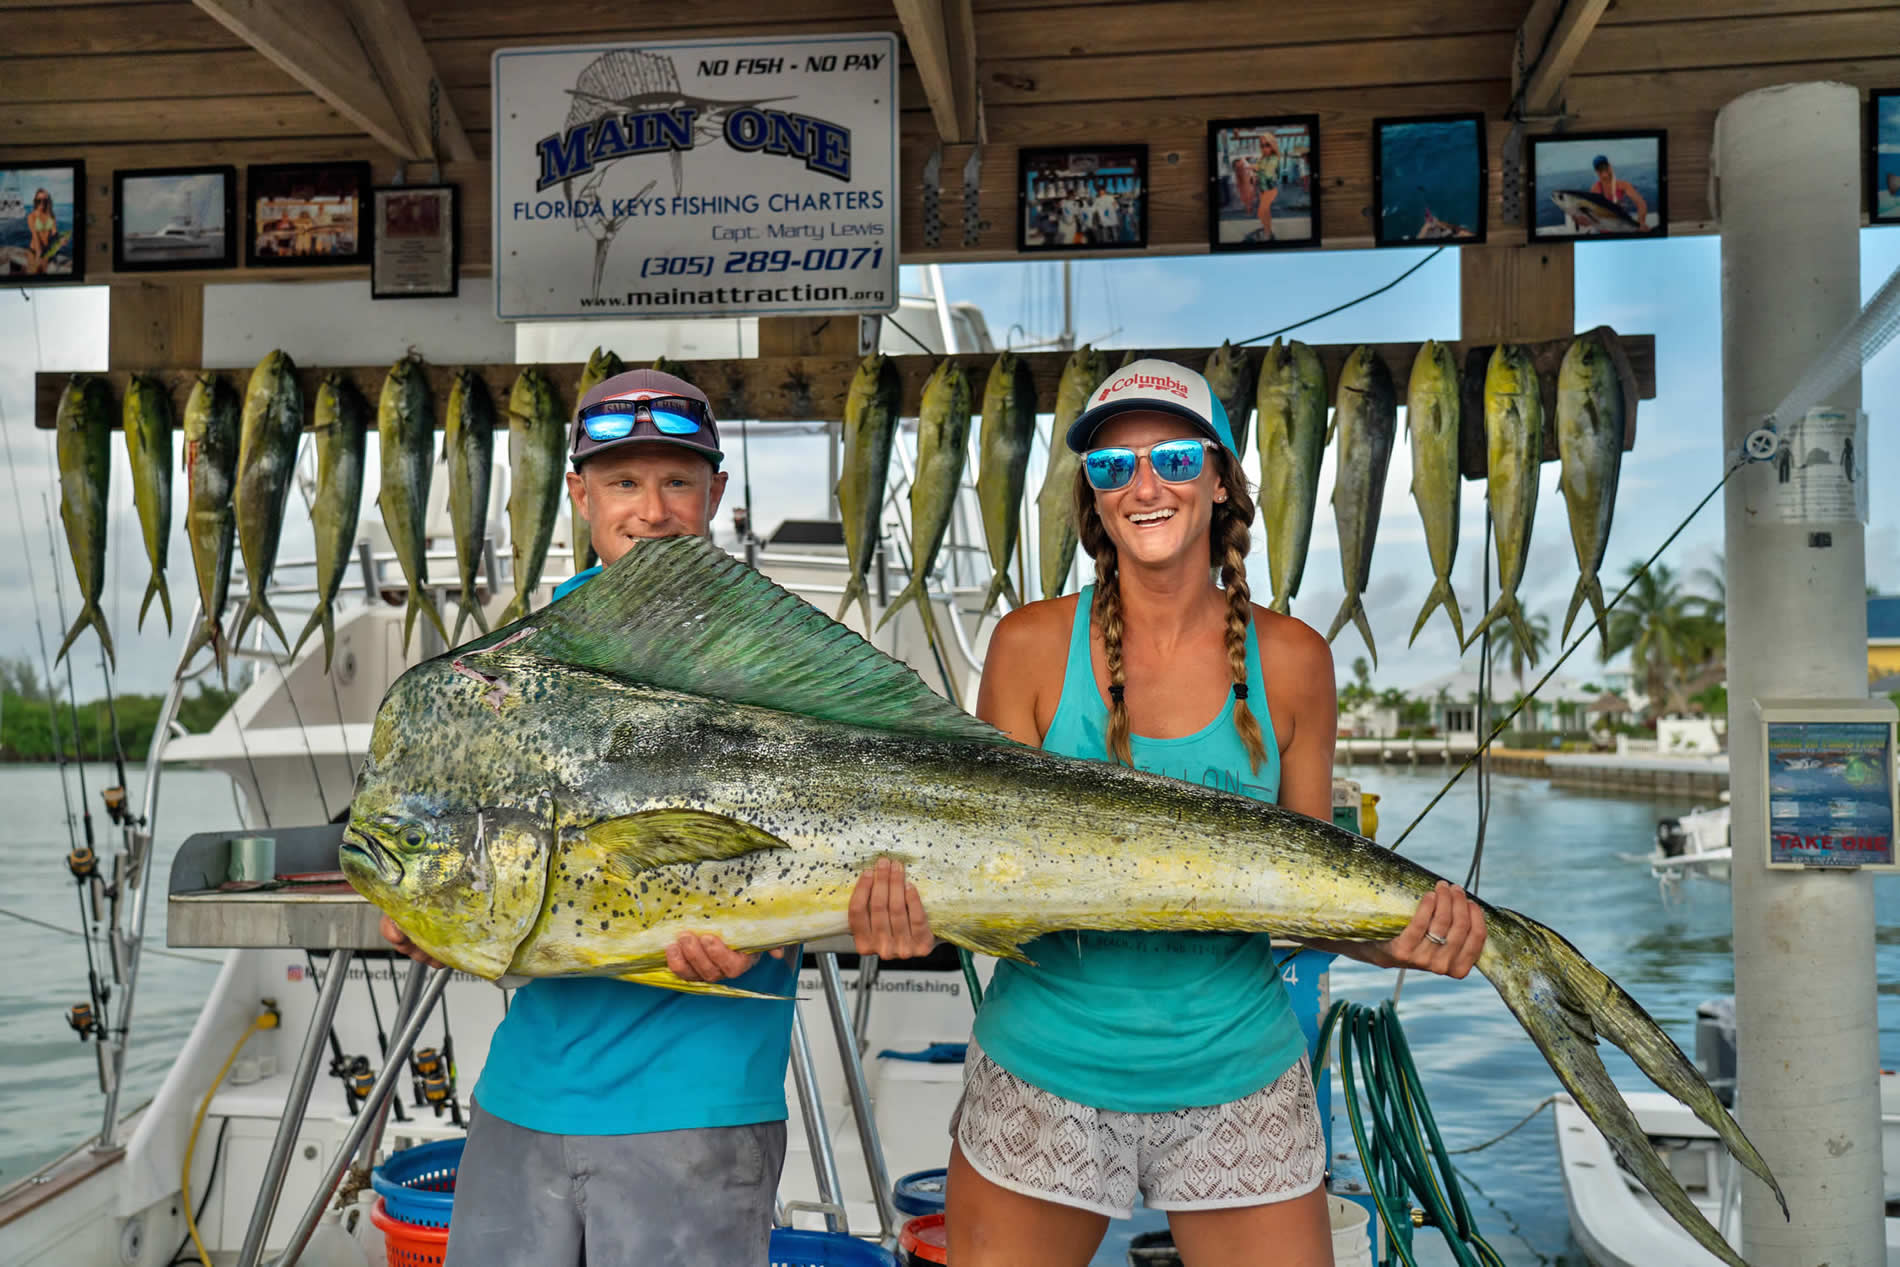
[368, 1196, 450, 1267]
[370, 1139, 462, 1229]
[898, 1213, 948, 1265]
[893, 1167, 948, 1216]
[769, 1228, 900, 1266]
[1328, 1194, 1374, 1267]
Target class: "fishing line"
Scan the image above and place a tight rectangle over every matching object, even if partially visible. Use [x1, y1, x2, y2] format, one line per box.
[0, 902, 223, 965]
[882, 312, 937, 357]
[1389, 455, 1746, 851]
[1235, 247, 1447, 348]
[269, 652, 331, 822]
[1468, 504, 1496, 895]
[227, 644, 275, 830]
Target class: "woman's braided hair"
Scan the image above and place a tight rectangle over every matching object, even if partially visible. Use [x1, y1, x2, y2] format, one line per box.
[1073, 444, 1267, 773]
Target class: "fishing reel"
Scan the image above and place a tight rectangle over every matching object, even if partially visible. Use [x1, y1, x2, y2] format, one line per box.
[100, 784, 130, 827]
[66, 843, 97, 880]
[329, 1052, 375, 1109]
[66, 1002, 99, 1041]
[410, 1046, 459, 1120]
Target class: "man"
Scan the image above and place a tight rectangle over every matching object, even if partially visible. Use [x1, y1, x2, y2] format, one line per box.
[382, 367, 929, 1264]
[383, 369, 797, 1266]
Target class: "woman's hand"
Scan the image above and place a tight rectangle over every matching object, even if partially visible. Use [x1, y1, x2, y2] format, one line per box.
[380, 914, 446, 970]
[848, 859, 936, 959]
[665, 933, 787, 983]
[1380, 881, 1486, 978]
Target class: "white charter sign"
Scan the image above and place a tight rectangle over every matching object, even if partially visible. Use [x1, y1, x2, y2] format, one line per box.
[492, 33, 898, 321]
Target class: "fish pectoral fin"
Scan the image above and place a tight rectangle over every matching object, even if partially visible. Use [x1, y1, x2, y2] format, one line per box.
[936, 923, 1038, 965]
[616, 966, 795, 1000]
[588, 808, 791, 879]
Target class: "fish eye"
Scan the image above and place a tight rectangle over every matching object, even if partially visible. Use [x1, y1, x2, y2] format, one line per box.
[404, 830, 423, 847]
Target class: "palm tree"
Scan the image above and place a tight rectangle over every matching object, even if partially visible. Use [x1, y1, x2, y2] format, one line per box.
[1601, 562, 1725, 717]
[1487, 609, 1551, 690]
[1691, 551, 1726, 624]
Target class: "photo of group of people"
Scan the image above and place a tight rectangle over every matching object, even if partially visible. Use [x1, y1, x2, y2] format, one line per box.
[1017, 147, 1147, 252]
[1208, 116, 1319, 250]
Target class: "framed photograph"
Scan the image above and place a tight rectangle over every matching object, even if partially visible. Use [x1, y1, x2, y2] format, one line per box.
[1871, 90, 1900, 225]
[0, 159, 84, 284]
[371, 184, 459, 299]
[1018, 145, 1147, 252]
[1372, 113, 1487, 247]
[246, 161, 371, 268]
[1530, 130, 1667, 240]
[113, 165, 236, 273]
[1207, 116, 1320, 251]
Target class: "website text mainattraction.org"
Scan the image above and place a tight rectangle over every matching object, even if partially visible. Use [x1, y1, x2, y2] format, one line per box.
[578, 284, 883, 308]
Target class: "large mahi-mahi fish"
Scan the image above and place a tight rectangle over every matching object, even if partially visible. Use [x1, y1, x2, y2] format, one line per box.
[343, 536, 1784, 1267]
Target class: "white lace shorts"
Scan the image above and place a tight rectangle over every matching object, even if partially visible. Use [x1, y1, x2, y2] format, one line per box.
[949, 1037, 1325, 1219]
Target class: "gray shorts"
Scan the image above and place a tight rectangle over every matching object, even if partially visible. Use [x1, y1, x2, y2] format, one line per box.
[443, 1100, 788, 1267]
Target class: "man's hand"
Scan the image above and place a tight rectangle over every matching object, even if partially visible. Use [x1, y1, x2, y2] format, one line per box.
[380, 913, 446, 970]
[665, 933, 787, 983]
[848, 859, 936, 960]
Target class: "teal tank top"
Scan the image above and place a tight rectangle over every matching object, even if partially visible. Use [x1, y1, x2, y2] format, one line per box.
[970, 586, 1306, 1112]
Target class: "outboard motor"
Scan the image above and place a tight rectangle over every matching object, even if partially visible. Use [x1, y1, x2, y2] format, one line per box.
[1656, 817, 1689, 858]
[1695, 996, 1738, 1108]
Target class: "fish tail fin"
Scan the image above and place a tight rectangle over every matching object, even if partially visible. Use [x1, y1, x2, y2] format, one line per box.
[616, 966, 795, 1000]
[978, 568, 1019, 618]
[1407, 576, 1463, 648]
[1463, 592, 1515, 653]
[1561, 572, 1609, 651]
[453, 595, 491, 642]
[835, 575, 872, 633]
[186, 613, 230, 685]
[138, 573, 172, 634]
[290, 603, 330, 670]
[56, 601, 114, 670]
[417, 588, 452, 646]
[238, 592, 288, 652]
[905, 594, 964, 709]
[1270, 590, 1291, 616]
[1480, 908, 1785, 1265]
[873, 576, 922, 632]
[1325, 594, 1377, 669]
[1508, 603, 1538, 668]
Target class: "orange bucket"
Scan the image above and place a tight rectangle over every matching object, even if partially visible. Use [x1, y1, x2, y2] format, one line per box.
[898, 1213, 948, 1265]
[369, 1195, 451, 1267]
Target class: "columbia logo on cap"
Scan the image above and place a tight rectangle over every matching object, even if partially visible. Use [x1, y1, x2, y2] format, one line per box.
[1098, 373, 1191, 403]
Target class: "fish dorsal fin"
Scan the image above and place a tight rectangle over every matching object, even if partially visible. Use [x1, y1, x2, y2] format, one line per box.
[472, 535, 1006, 744]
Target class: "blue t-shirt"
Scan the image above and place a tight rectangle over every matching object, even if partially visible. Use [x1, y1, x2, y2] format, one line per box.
[472, 565, 799, 1135]
[971, 587, 1306, 1112]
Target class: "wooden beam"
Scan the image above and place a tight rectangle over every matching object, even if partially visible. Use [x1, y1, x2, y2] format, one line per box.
[33, 335, 1654, 432]
[1515, 0, 1611, 117]
[339, 0, 475, 162]
[893, 0, 979, 142]
[1460, 243, 1574, 344]
[191, 0, 417, 156]
[757, 316, 866, 358]
[108, 282, 204, 370]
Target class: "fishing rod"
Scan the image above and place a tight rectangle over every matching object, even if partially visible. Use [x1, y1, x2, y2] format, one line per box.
[40, 489, 112, 1051]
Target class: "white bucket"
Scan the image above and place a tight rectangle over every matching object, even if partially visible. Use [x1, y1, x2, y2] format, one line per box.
[1328, 1194, 1374, 1267]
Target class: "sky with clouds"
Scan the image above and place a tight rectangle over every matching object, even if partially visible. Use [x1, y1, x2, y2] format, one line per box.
[5, 228, 1900, 703]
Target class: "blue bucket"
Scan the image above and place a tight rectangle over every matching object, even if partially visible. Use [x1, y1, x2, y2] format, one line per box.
[768, 1228, 899, 1267]
[370, 1138, 463, 1229]
[892, 1168, 947, 1216]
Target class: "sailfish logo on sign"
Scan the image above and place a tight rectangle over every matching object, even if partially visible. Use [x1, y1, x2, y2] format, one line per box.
[544, 49, 790, 302]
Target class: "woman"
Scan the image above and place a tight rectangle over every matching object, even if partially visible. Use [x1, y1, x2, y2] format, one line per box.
[26, 188, 59, 273]
[855, 360, 1486, 1266]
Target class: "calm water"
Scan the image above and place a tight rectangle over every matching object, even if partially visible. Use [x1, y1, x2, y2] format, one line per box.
[6, 763, 1899, 1264]
[0, 765, 242, 1182]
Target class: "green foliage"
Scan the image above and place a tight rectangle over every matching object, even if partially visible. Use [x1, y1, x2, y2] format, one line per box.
[0, 679, 236, 763]
[1600, 561, 1725, 718]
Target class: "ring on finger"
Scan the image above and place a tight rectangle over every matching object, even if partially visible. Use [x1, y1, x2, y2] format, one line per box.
[1424, 931, 1448, 946]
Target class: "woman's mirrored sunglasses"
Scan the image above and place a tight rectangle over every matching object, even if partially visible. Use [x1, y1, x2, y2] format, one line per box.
[578, 396, 712, 442]
[1082, 438, 1216, 491]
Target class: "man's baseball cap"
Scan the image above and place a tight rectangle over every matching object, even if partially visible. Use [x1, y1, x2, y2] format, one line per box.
[1065, 358, 1238, 457]
[570, 368, 723, 468]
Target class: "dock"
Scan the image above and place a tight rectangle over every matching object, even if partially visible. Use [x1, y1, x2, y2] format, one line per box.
[1336, 741, 1730, 800]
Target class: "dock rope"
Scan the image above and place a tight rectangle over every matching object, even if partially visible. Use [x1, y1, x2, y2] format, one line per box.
[1318, 998, 1509, 1267]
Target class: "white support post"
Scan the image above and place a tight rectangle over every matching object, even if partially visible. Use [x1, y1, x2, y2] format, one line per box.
[1717, 81, 1882, 1266]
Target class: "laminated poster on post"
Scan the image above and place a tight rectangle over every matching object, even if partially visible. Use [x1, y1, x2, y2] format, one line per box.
[1755, 699, 1898, 871]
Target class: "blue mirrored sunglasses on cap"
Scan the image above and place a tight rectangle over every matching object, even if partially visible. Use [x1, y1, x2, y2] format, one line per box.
[578, 396, 712, 442]
[1082, 438, 1216, 491]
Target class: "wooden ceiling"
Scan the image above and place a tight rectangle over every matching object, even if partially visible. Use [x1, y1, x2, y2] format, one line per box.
[3, 0, 1897, 284]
